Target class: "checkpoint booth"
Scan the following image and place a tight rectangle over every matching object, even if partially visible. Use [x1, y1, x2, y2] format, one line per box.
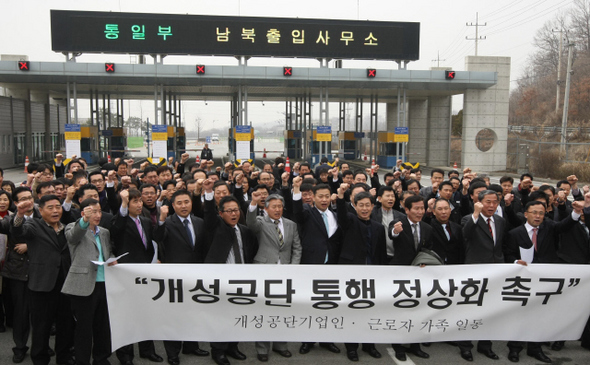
[65, 124, 99, 164]
[176, 127, 186, 157]
[308, 126, 333, 165]
[377, 127, 408, 168]
[107, 127, 127, 159]
[338, 131, 364, 160]
[80, 125, 99, 163]
[284, 130, 303, 159]
[230, 125, 255, 163]
[165, 126, 180, 160]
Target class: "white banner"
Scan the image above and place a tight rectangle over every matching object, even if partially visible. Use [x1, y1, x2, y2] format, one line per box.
[105, 264, 590, 349]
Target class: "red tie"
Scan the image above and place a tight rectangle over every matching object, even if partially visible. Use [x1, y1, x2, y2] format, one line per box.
[487, 218, 493, 240]
[532, 227, 538, 251]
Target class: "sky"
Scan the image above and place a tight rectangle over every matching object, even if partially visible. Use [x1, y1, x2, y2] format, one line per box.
[0, 0, 574, 131]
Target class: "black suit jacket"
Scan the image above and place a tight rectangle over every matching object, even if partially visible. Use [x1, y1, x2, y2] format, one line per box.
[428, 219, 465, 265]
[388, 217, 433, 265]
[202, 198, 258, 263]
[293, 199, 342, 264]
[461, 213, 506, 264]
[505, 215, 578, 264]
[336, 198, 387, 265]
[11, 217, 71, 292]
[110, 212, 157, 263]
[154, 213, 205, 263]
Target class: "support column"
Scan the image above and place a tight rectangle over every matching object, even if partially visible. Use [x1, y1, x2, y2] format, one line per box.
[407, 99, 428, 164]
[462, 56, 510, 172]
[427, 96, 452, 166]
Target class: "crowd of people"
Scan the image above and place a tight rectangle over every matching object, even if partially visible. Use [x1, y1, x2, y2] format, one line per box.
[0, 152, 589, 365]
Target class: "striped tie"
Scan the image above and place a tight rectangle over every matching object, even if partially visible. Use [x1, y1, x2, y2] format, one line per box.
[274, 219, 284, 246]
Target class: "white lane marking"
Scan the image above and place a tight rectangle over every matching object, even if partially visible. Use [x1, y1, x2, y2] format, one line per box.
[387, 347, 416, 365]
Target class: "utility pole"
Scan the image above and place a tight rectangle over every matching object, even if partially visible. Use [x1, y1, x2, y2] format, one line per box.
[432, 51, 446, 68]
[561, 42, 574, 154]
[466, 12, 487, 56]
[553, 28, 564, 113]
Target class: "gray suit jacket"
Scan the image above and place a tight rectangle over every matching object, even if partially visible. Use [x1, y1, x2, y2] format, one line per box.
[246, 208, 301, 264]
[62, 219, 113, 297]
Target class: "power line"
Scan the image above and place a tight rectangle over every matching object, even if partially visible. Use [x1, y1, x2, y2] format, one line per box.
[466, 12, 487, 56]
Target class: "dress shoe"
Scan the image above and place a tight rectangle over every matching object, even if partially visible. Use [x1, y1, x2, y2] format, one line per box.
[166, 357, 179, 365]
[256, 354, 268, 362]
[299, 343, 313, 354]
[508, 350, 519, 362]
[527, 351, 552, 363]
[12, 352, 26, 364]
[410, 348, 430, 358]
[460, 350, 473, 361]
[422, 342, 431, 347]
[319, 343, 341, 353]
[212, 352, 230, 365]
[140, 353, 164, 362]
[362, 347, 382, 358]
[182, 348, 209, 356]
[394, 352, 407, 361]
[272, 349, 292, 358]
[477, 349, 499, 360]
[346, 350, 359, 361]
[226, 349, 246, 360]
[551, 341, 564, 351]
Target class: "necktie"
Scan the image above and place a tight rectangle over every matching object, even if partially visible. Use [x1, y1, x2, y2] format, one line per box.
[183, 219, 194, 247]
[321, 211, 330, 235]
[487, 218, 494, 240]
[233, 227, 243, 264]
[443, 223, 452, 240]
[274, 219, 284, 246]
[412, 223, 420, 250]
[258, 208, 265, 217]
[532, 227, 538, 251]
[134, 218, 146, 248]
[321, 211, 330, 263]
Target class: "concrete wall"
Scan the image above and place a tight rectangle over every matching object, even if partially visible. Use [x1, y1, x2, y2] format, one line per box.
[462, 56, 510, 172]
[408, 99, 428, 164]
[427, 96, 452, 166]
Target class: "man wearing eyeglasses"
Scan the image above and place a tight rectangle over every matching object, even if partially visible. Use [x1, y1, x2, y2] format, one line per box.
[88, 171, 110, 213]
[202, 178, 258, 365]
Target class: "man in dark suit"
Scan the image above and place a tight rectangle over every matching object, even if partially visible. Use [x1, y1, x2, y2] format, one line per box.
[504, 200, 583, 363]
[459, 189, 507, 361]
[336, 184, 387, 362]
[154, 190, 209, 365]
[292, 178, 342, 356]
[202, 179, 258, 365]
[388, 194, 432, 361]
[63, 198, 115, 365]
[11, 195, 75, 365]
[429, 198, 464, 265]
[111, 189, 163, 365]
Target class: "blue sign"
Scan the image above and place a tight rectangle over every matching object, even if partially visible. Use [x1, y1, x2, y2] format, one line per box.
[317, 126, 331, 134]
[395, 127, 409, 134]
[354, 132, 365, 138]
[101, 130, 113, 137]
[206, 136, 211, 144]
[235, 125, 251, 133]
[152, 125, 168, 133]
[293, 131, 302, 138]
[65, 124, 81, 132]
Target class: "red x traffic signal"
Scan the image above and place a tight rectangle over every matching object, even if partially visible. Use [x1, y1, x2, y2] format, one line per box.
[18, 61, 30, 71]
[283, 67, 292, 76]
[367, 68, 376, 78]
[105, 63, 115, 73]
[445, 70, 455, 80]
[196, 65, 205, 75]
